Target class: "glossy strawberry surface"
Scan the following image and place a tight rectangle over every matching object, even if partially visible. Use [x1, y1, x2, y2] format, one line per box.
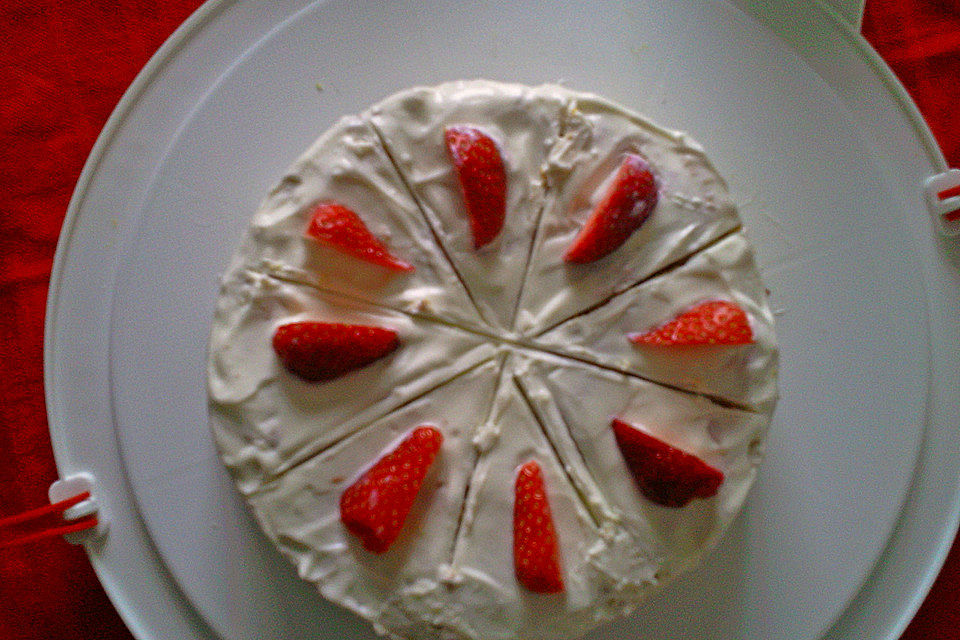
[272, 321, 399, 381]
[445, 126, 507, 249]
[307, 201, 414, 272]
[513, 460, 565, 593]
[611, 418, 724, 508]
[628, 300, 753, 346]
[564, 153, 658, 264]
[340, 426, 444, 553]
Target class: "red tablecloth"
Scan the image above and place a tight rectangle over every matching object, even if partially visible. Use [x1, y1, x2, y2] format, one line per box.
[0, 1, 957, 638]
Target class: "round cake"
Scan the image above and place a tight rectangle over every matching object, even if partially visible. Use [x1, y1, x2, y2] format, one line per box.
[207, 80, 778, 640]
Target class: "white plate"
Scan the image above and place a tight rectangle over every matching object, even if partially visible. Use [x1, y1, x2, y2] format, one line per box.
[45, 1, 960, 640]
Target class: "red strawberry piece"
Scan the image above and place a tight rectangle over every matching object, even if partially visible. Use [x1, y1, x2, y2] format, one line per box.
[272, 321, 399, 381]
[611, 419, 723, 508]
[340, 426, 443, 553]
[513, 460, 564, 594]
[564, 153, 659, 264]
[444, 126, 507, 249]
[628, 300, 753, 346]
[306, 201, 414, 272]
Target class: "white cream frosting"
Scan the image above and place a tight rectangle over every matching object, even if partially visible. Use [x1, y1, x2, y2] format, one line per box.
[208, 80, 778, 640]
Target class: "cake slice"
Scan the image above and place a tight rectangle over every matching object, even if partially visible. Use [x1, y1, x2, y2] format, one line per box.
[230, 114, 485, 330]
[207, 268, 497, 493]
[439, 363, 657, 640]
[520, 355, 769, 579]
[515, 92, 741, 335]
[246, 359, 500, 640]
[534, 232, 778, 412]
[367, 80, 570, 331]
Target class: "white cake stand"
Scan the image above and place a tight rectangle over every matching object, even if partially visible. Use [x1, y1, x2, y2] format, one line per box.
[45, 1, 960, 639]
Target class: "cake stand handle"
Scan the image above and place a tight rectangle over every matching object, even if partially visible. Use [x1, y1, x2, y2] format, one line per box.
[820, 0, 866, 28]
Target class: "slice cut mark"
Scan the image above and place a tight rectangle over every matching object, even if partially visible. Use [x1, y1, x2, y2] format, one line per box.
[513, 341, 756, 413]
[449, 353, 514, 565]
[231, 114, 486, 332]
[436, 353, 513, 592]
[511, 373, 606, 530]
[533, 232, 777, 413]
[531, 225, 742, 338]
[256, 355, 500, 495]
[508, 195, 551, 332]
[263, 269, 489, 337]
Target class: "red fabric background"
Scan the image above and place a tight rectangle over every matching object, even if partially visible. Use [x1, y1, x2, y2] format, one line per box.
[0, 1, 956, 639]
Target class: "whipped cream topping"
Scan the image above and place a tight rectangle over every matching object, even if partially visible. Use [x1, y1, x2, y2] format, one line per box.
[208, 80, 778, 640]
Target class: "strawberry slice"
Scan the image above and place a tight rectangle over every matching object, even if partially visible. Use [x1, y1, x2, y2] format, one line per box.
[444, 126, 507, 249]
[564, 153, 659, 264]
[306, 202, 414, 272]
[340, 426, 443, 553]
[628, 300, 753, 346]
[513, 460, 564, 593]
[272, 321, 399, 381]
[611, 419, 723, 508]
